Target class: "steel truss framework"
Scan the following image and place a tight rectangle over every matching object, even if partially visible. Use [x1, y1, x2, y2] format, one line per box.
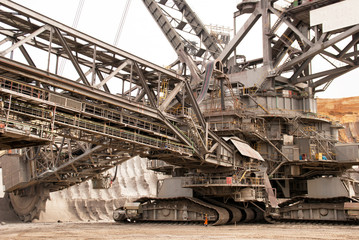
[0, 0, 234, 192]
[223, 0, 359, 175]
[145, 0, 359, 96]
[0, 0, 358, 224]
[143, 0, 359, 177]
[224, 0, 359, 94]
[0, 0, 358, 195]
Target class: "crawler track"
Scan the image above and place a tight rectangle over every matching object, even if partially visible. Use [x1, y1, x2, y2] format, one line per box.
[134, 197, 230, 225]
[273, 197, 359, 224]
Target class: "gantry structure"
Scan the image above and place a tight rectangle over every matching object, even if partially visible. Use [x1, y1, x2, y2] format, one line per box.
[1, 0, 359, 222]
[142, 0, 359, 191]
[0, 0, 236, 194]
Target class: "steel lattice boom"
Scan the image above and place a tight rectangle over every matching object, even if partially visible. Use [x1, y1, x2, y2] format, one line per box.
[0, 0, 234, 193]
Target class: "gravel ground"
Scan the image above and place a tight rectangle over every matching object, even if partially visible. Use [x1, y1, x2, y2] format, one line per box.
[1, 222, 359, 240]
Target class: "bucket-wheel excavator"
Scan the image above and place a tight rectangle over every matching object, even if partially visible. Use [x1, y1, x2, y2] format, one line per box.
[1, 0, 359, 224]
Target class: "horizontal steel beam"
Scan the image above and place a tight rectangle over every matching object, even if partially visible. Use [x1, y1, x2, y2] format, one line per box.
[0, 57, 164, 121]
[0, 0, 186, 81]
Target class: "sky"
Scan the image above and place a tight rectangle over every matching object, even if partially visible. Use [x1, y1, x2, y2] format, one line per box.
[9, 0, 359, 99]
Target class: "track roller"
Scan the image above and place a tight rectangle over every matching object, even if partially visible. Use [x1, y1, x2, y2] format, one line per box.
[252, 206, 265, 222]
[238, 207, 256, 223]
[204, 198, 243, 224]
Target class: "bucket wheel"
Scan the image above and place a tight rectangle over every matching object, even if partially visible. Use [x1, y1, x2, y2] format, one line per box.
[7, 185, 49, 222]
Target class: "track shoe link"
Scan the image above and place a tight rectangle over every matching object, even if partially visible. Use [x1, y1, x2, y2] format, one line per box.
[115, 197, 230, 225]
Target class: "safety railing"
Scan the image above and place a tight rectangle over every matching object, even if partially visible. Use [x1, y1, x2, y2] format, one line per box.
[0, 77, 48, 101]
[83, 104, 175, 139]
[182, 175, 264, 187]
[6, 100, 194, 156]
[0, 77, 179, 142]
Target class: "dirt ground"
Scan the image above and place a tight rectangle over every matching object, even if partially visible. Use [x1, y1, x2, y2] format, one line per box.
[1, 222, 359, 240]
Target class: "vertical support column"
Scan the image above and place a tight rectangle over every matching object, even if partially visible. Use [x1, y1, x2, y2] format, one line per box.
[220, 79, 225, 110]
[91, 45, 97, 86]
[205, 122, 209, 150]
[261, 0, 272, 68]
[50, 106, 56, 141]
[55, 54, 59, 75]
[157, 73, 161, 107]
[5, 95, 12, 130]
[47, 27, 53, 72]
[233, 13, 237, 68]
[301, 25, 311, 77]
[129, 61, 133, 100]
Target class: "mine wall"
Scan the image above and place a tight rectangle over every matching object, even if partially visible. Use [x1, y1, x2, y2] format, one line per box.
[317, 97, 359, 143]
[0, 156, 163, 222]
